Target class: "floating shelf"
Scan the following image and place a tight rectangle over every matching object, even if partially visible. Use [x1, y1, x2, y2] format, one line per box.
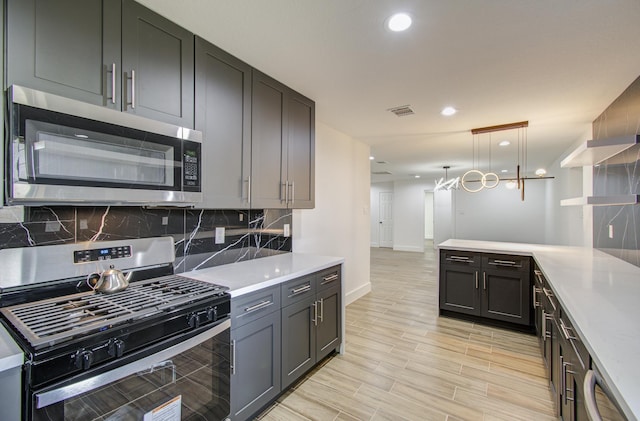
[560, 195, 640, 207]
[560, 135, 640, 168]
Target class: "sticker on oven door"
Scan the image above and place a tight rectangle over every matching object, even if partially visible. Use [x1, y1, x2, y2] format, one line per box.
[143, 395, 181, 421]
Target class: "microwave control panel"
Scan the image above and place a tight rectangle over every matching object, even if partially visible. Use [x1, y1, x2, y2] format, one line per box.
[74, 246, 132, 263]
[183, 147, 201, 189]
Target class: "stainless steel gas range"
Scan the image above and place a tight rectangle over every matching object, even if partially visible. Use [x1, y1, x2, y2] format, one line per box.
[0, 236, 231, 421]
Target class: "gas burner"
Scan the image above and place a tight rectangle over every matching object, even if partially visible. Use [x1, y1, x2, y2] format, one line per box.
[1, 275, 227, 349]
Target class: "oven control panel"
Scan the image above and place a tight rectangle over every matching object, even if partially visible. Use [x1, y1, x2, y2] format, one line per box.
[74, 245, 132, 263]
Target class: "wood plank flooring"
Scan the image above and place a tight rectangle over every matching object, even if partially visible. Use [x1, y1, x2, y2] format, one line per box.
[257, 244, 555, 421]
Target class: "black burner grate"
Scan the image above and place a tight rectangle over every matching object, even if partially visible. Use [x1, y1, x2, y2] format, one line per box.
[0, 275, 226, 349]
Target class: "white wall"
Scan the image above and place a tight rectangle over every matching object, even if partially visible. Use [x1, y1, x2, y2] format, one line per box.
[434, 189, 454, 247]
[424, 192, 434, 239]
[293, 121, 371, 305]
[391, 179, 432, 252]
[452, 181, 548, 243]
[370, 182, 392, 247]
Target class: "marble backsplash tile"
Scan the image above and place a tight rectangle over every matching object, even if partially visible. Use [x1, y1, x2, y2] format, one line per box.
[0, 206, 292, 273]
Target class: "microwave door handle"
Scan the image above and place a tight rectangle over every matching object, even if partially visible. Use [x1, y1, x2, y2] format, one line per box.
[35, 319, 230, 409]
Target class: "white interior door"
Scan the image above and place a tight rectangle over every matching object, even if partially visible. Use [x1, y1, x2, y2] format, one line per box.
[379, 192, 393, 248]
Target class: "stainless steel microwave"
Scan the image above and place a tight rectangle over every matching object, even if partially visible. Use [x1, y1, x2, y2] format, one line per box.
[6, 85, 202, 206]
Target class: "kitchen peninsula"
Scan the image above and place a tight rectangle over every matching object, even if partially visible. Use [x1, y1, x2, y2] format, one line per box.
[438, 239, 640, 421]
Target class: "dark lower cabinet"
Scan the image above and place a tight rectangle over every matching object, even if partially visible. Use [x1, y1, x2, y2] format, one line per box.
[281, 266, 341, 389]
[230, 310, 281, 421]
[439, 250, 531, 326]
[230, 265, 342, 421]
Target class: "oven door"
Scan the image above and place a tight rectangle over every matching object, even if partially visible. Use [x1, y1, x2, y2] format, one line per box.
[31, 319, 230, 421]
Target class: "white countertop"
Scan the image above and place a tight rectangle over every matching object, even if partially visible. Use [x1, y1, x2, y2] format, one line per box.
[185, 253, 345, 297]
[439, 239, 640, 421]
[0, 323, 23, 372]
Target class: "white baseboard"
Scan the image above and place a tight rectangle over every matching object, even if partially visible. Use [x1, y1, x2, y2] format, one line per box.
[345, 282, 371, 306]
[370, 242, 379, 247]
[393, 245, 424, 252]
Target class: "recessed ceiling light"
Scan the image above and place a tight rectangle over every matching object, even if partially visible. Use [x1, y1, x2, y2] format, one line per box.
[369, 156, 375, 160]
[441, 106, 457, 116]
[387, 13, 412, 32]
[505, 180, 517, 190]
[501, 169, 508, 173]
[414, 175, 421, 179]
[499, 140, 511, 146]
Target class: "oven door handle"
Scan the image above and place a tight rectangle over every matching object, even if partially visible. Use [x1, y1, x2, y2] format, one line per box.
[35, 318, 230, 409]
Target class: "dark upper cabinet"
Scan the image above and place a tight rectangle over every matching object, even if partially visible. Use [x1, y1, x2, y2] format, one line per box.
[286, 91, 315, 208]
[251, 71, 288, 209]
[251, 70, 315, 209]
[195, 37, 252, 208]
[6, 0, 121, 108]
[121, 0, 193, 127]
[6, 0, 194, 128]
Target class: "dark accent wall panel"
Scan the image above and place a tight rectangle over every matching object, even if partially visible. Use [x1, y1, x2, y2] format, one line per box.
[592, 75, 640, 267]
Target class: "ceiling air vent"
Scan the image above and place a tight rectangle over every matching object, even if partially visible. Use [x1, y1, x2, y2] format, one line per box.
[388, 105, 414, 117]
[372, 171, 393, 175]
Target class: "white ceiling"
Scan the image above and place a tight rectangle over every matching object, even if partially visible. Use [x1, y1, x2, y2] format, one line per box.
[140, 0, 640, 184]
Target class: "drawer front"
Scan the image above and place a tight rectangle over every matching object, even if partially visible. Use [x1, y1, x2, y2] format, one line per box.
[558, 308, 590, 370]
[231, 285, 281, 328]
[316, 265, 341, 292]
[440, 250, 481, 268]
[281, 274, 316, 307]
[483, 254, 530, 272]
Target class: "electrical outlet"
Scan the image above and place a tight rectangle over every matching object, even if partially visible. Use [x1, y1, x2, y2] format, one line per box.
[161, 216, 169, 226]
[608, 224, 614, 239]
[284, 223, 290, 237]
[45, 221, 61, 233]
[239, 213, 244, 222]
[215, 227, 225, 244]
[79, 219, 88, 230]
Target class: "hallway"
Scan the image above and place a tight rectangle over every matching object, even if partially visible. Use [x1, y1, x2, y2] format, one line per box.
[259, 246, 555, 420]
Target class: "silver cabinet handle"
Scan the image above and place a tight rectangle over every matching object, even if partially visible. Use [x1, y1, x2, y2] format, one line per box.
[559, 318, 578, 341]
[244, 300, 273, 313]
[289, 181, 295, 206]
[321, 274, 339, 285]
[311, 301, 318, 326]
[281, 182, 287, 203]
[475, 271, 478, 289]
[131, 69, 136, 109]
[533, 286, 541, 308]
[445, 256, 474, 264]
[244, 177, 252, 204]
[541, 309, 547, 341]
[290, 284, 311, 296]
[106, 63, 116, 104]
[231, 339, 236, 375]
[319, 298, 324, 322]
[488, 259, 522, 268]
[563, 360, 576, 404]
[483, 272, 486, 290]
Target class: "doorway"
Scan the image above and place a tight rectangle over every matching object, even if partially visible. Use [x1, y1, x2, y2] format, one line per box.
[379, 191, 393, 248]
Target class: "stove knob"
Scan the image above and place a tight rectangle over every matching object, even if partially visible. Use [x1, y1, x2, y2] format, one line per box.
[207, 306, 218, 322]
[74, 350, 94, 370]
[108, 339, 125, 358]
[188, 313, 200, 328]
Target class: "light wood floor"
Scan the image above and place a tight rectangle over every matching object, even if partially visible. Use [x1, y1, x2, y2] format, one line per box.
[257, 244, 555, 421]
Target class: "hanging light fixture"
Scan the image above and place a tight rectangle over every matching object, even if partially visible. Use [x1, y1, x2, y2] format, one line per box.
[434, 166, 460, 191]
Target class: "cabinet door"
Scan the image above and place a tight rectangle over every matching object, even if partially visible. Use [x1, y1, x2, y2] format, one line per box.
[121, 0, 194, 127]
[439, 264, 480, 316]
[230, 310, 281, 421]
[482, 268, 530, 324]
[6, 0, 121, 108]
[251, 70, 287, 209]
[286, 90, 315, 208]
[281, 296, 316, 389]
[195, 37, 252, 209]
[316, 283, 341, 361]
